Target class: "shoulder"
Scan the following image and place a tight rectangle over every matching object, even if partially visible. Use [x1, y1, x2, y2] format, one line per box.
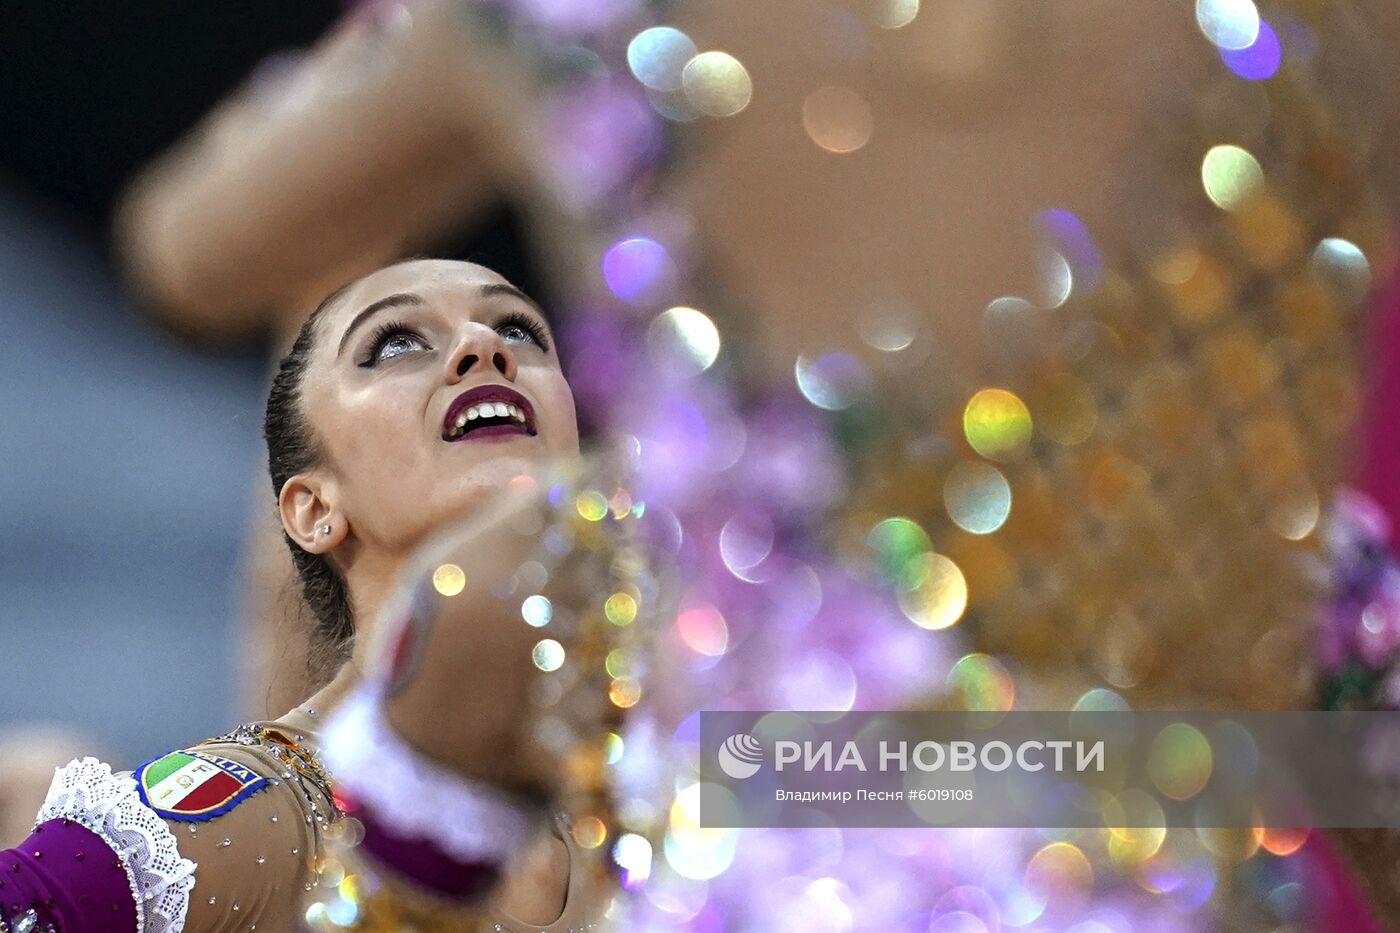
[30, 726, 335, 933]
[140, 722, 336, 826]
[131, 728, 332, 931]
[131, 746, 271, 823]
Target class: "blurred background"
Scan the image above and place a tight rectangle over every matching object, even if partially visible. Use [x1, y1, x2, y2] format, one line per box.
[6, 0, 1400, 926]
[0, 3, 340, 767]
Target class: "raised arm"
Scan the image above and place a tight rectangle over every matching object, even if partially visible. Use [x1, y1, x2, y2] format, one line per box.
[115, 0, 541, 346]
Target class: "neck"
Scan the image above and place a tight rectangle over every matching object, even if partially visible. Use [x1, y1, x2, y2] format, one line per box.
[277, 544, 408, 734]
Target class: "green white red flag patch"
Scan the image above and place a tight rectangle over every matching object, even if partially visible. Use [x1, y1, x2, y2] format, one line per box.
[135, 750, 268, 821]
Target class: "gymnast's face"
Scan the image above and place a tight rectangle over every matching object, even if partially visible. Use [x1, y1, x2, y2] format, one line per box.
[294, 259, 579, 557]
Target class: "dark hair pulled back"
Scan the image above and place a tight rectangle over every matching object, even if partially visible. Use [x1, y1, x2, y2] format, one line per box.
[264, 285, 355, 682]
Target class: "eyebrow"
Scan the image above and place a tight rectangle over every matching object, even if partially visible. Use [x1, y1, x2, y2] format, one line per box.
[479, 282, 545, 316]
[338, 292, 425, 357]
[336, 283, 546, 358]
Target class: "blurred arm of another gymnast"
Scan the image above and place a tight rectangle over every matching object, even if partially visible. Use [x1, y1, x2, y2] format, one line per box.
[114, 0, 541, 347]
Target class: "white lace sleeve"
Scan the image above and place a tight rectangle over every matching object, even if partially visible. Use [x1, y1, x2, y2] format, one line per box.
[35, 757, 197, 933]
[321, 687, 539, 863]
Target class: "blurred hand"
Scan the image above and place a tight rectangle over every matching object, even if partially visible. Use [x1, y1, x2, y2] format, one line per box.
[370, 456, 597, 799]
[116, 0, 548, 344]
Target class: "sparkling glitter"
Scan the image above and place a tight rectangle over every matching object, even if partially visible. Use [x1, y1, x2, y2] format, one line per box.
[647, 306, 721, 375]
[866, 517, 933, 588]
[602, 236, 675, 305]
[675, 605, 729, 657]
[1037, 249, 1073, 308]
[1148, 723, 1213, 800]
[981, 296, 1040, 360]
[532, 638, 566, 672]
[681, 51, 752, 118]
[521, 594, 553, 627]
[665, 784, 739, 880]
[1026, 841, 1093, 913]
[1267, 484, 1319, 541]
[1311, 237, 1371, 304]
[1196, 0, 1260, 50]
[1072, 687, 1130, 713]
[802, 86, 873, 154]
[719, 513, 774, 577]
[1201, 144, 1263, 210]
[1220, 18, 1281, 79]
[858, 299, 917, 351]
[575, 490, 610, 521]
[627, 27, 697, 92]
[613, 832, 653, 887]
[609, 677, 643, 708]
[1254, 825, 1310, 857]
[325, 897, 358, 926]
[604, 591, 639, 625]
[604, 732, 626, 765]
[1037, 208, 1103, 292]
[943, 462, 1012, 534]
[431, 563, 466, 597]
[571, 815, 608, 849]
[605, 648, 635, 679]
[317, 857, 346, 887]
[1103, 790, 1167, 864]
[897, 553, 968, 630]
[963, 388, 1033, 460]
[875, 0, 919, 29]
[795, 352, 871, 410]
[946, 653, 1015, 711]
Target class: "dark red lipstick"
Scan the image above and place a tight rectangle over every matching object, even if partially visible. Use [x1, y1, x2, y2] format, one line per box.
[441, 384, 538, 442]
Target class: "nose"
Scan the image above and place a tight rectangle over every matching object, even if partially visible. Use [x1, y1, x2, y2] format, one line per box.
[445, 324, 518, 384]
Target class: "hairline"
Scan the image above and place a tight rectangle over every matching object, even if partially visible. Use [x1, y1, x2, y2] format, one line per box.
[303, 259, 546, 358]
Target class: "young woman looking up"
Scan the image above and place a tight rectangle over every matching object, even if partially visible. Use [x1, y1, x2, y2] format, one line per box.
[0, 259, 614, 932]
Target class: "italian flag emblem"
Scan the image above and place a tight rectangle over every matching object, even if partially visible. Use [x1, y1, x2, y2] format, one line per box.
[135, 751, 268, 822]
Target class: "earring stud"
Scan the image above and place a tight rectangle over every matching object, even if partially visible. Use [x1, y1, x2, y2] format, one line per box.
[320, 523, 333, 536]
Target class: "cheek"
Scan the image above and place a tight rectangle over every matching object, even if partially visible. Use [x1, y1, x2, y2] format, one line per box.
[537, 371, 580, 451]
[326, 390, 431, 503]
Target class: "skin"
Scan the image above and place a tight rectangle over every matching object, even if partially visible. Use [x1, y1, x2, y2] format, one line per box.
[279, 258, 578, 613]
[276, 258, 581, 924]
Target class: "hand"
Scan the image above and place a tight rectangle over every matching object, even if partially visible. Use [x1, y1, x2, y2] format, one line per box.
[369, 455, 609, 799]
[115, 0, 549, 342]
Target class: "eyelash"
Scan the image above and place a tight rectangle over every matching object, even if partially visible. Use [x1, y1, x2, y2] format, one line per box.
[358, 320, 422, 368]
[495, 310, 552, 352]
[357, 312, 551, 368]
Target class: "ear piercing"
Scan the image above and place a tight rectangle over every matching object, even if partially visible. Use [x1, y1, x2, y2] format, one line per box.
[320, 523, 333, 537]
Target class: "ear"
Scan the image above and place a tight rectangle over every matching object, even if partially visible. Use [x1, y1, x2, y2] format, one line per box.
[278, 471, 346, 554]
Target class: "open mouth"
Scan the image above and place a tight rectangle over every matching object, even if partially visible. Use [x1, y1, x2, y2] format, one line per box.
[442, 384, 538, 441]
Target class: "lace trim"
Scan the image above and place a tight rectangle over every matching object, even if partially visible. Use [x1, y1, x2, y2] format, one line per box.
[35, 757, 197, 933]
[322, 687, 538, 863]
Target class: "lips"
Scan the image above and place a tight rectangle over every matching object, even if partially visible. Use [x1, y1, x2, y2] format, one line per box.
[442, 384, 538, 441]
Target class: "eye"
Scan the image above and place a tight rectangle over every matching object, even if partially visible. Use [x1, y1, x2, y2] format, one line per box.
[360, 322, 429, 367]
[495, 310, 551, 351]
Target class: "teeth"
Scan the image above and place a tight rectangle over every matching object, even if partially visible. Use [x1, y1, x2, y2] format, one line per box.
[448, 399, 530, 438]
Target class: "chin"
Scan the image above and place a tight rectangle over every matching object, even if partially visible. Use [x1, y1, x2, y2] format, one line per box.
[452, 456, 548, 492]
